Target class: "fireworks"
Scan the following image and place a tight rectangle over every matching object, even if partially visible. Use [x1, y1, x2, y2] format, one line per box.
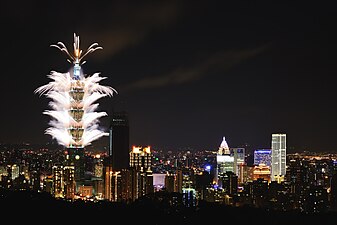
[35, 33, 117, 148]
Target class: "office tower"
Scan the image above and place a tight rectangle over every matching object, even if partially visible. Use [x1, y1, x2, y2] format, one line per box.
[129, 146, 154, 198]
[109, 111, 130, 170]
[103, 164, 114, 201]
[129, 146, 152, 171]
[230, 147, 245, 175]
[242, 164, 254, 183]
[254, 149, 272, 166]
[216, 136, 234, 187]
[231, 148, 245, 165]
[271, 133, 287, 182]
[221, 171, 238, 195]
[52, 164, 64, 198]
[63, 165, 75, 200]
[65, 148, 85, 184]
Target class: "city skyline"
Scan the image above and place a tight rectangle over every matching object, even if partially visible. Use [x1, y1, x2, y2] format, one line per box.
[1, 1, 337, 152]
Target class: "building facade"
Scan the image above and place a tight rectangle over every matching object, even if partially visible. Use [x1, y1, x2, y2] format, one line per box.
[109, 111, 130, 170]
[271, 133, 287, 182]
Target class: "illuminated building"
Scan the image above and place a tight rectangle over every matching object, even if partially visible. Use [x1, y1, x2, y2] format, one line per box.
[103, 165, 114, 201]
[176, 168, 197, 207]
[52, 164, 64, 198]
[130, 146, 152, 171]
[216, 136, 234, 187]
[11, 164, 20, 181]
[78, 185, 93, 198]
[109, 111, 130, 170]
[43, 175, 53, 193]
[254, 149, 271, 166]
[220, 171, 238, 195]
[176, 169, 183, 193]
[241, 165, 254, 183]
[63, 165, 75, 200]
[65, 148, 85, 184]
[94, 161, 103, 178]
[104, 146, 154, 202]
[120, 169, 135, 202]
[253, 164, 271, 182]
[51, 164, 75, 199]
[0, 166, 7, 181]
[130, 146, 154, 198]
[153, 173, 166, 191]
[35, 34, 116, 192]
[230, 147, 245, 182]
[92, 177, 104, 199]
[271, 133, 287, 182]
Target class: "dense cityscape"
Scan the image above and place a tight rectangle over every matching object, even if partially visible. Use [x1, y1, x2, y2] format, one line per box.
[1, 3, 337, 223]
[1, 129, 337, 223]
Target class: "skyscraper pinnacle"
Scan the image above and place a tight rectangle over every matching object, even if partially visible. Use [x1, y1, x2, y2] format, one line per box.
[218, 136, 230, 155]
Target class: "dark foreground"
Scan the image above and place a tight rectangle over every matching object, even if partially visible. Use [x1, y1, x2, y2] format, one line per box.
[1, 189, 337, 225]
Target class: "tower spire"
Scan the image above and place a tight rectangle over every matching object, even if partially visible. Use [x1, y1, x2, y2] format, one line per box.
[218, 136, 230, 155]
[50, 33, 103, 66]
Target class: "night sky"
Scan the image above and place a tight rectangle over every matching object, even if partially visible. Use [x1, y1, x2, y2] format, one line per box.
[1, 1, 337, 152]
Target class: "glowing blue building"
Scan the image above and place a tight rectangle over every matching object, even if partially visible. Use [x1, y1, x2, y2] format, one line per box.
[254, 149, 271, 166]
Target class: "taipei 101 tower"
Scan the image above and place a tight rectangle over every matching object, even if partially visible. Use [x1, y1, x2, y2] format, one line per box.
[35, 34, 117, 186]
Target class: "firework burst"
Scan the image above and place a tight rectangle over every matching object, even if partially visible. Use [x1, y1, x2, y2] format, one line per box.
[35, 33, 117, 147]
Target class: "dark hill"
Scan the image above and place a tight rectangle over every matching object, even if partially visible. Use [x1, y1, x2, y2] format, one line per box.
[1, 189, 336, 224]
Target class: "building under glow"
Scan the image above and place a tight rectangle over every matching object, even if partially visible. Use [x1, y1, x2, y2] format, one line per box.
[271, 133, 287, 182]
[130, 146, 153, 171]
[216, 137, 234, 187]
[254, 149, 271, 166]
[230, 147, 245, 180]
[253, 164, 271, 183]
[35, 34, 117, 192]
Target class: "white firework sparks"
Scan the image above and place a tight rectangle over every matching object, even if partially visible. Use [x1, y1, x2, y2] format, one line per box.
[35, 33, 117, 147]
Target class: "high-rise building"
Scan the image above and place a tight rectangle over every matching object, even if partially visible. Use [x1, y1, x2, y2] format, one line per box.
[129, 146, 154, 198]
[254, 149, 272, 166]
[216, 137, 234, 187]
[271, 133, 287, 182]
[103, 164, 114, 201]
[63, 165, 75, 200]
[35, 34, 116, 196]
[65, 147, 85, 184]
[52, 164, 64, 198]
[253, 164, 271, 182]
[109, 111, 130, 170]
[129, 146, 152, 171]
[230, 147, 245, 175]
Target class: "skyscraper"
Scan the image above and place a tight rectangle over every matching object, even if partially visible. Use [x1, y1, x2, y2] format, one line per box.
[35, 34, 117, 195]
[230, 147, 245, 184]
[216, 136, 234, 187]
[109, 111, 130, 170]
[230, 147, 245, 175]
[271, 133, 286, 182]
[129, 146, 153, 171]
[254, 149, 272, 166]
